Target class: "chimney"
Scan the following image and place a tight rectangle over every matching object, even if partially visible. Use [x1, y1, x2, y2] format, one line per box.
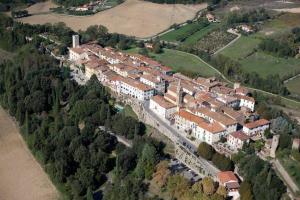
[72, 35, 80, 48]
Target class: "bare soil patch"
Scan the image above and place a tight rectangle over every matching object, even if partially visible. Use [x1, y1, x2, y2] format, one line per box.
[18, 0, 206, 38]
[273, 7, 300, 13]
[0, 107, 59, 200]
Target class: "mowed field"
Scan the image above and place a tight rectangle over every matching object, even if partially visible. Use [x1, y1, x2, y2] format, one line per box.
[285, 76, 300, 96]
[18, 0, 207, 38]
[0, 107, 59, 200]
[126, 48, 216, 77]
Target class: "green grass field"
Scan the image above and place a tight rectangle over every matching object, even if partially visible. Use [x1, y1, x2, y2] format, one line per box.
[183, 23, 219, 45]
[220, 35, 300, 79]
[240, 51, 300, 79]
[220, 36, 261, 60]
[159, 23, 220, 45]
[126, 48, 217, 77]
[285, 76, 300, 96]
[160, 23, 200, 42]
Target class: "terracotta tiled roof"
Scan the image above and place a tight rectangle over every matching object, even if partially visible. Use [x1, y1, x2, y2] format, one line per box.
[141, 74, 163, 84]
[244, 119, 270, 129]
[151, 95, 176, 109]
[164, 93, 177, 103]
[230, 131, 250, 141]
[120, 77, 153, 91]
[196, 107, 237, 126]
[177, 109, 205, 125]
[177, 109, 225, 134]
[236, 94, 255, 103]
[217, 171, 238, 185]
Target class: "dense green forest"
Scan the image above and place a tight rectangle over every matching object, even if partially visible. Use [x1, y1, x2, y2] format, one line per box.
[0, 14, 162, 199]
[0, 44, 164, 199]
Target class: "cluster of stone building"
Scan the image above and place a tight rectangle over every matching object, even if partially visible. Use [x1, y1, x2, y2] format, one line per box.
[69, 35, 270, 153]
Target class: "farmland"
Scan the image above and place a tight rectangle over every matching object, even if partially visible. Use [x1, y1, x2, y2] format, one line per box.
[219, 13, 300, 80]
[18, 0, 207, 38]
[0, 107, 59, 200]
[159, 22, 220, 45]
[221, 36, 300, 79]
[240, 51, 300, 79]
[219, 36, 261, 60]
[126, 48, 216, 77]
[194, 29, 237, 54]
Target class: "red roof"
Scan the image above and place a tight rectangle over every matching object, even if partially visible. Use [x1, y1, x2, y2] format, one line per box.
[230, 131, 250, 141]
[218, 171, 238, 185]
[244, 119, 270, 129]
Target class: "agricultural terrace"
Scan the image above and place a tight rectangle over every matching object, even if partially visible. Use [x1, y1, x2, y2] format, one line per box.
[194, 29, 237, 54]
[285, 76, 300, 97]
[19, 0, 207, 38]
[126, 48, 216, 77]
[159, 21, 220, 45]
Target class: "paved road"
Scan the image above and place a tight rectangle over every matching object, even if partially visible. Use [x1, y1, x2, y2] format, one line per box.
[99, 126, 133, 148]
[143, 101, 220, 176]
[272, 159, 299, 194]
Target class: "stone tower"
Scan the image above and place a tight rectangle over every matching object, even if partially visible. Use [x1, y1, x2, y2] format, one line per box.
[72, 35, 80, 48]
[176, 79, 183, 111]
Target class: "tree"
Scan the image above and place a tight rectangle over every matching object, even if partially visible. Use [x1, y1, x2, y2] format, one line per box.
[134, 143, 159, 179]
[239, 181, 254, 200]
[212, 153, 234, 171]
[167, 175, 190, 199]
[86, 187, 94, 200]
[153, 42, 162, 54]
[216, 185, 227, 198]
[201, 177, 215, 196]
[197, 142, 214, 160]
[152, 161, 171, 187]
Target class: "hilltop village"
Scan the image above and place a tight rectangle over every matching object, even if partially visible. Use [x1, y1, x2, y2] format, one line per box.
[68, 35, 273, 198]
[69, 35, 269, 150]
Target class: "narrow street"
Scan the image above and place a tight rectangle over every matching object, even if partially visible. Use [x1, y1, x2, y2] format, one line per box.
[143, 101, 220, 177]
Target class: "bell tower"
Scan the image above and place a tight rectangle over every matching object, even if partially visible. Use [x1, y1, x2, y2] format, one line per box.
[176, 79, 183, 111]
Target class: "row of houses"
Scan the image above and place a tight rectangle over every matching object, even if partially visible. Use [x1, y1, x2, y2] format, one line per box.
[69, 35, 270, 153]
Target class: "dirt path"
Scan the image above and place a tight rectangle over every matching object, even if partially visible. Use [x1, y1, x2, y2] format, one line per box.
[18, 0, 206, 38]
[274, 7, 300, 13]
[0, 107, 59, 200]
